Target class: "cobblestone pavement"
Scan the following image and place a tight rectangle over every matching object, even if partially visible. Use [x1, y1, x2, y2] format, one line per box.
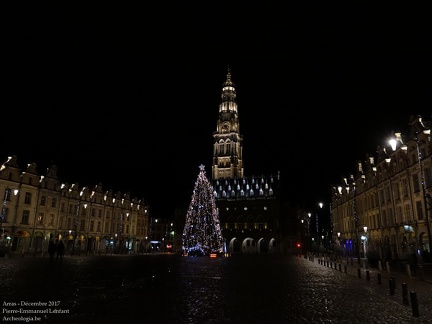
[302, 255, 432, 322]
[1, 253, 431, 323]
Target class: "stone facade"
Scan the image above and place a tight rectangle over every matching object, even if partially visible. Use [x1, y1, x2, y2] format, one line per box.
[331, 115, 432, 262]
[0, 155, 150, 255]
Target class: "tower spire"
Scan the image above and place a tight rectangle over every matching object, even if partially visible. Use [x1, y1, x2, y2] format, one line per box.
[211, 68, 244, 180]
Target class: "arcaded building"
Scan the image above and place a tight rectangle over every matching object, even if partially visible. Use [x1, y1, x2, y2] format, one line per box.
[331, 115, 432, 262]
[210, 68, 298, 254]
[0, 156, 150, 255]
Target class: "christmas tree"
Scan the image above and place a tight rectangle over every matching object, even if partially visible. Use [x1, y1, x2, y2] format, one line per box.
[182, 164, 224, 256]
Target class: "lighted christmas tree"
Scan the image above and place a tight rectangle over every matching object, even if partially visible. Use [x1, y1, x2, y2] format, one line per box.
[182, 164, 224, 256]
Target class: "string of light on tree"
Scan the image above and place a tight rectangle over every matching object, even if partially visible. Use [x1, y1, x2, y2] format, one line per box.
[182, 164, 224, 256]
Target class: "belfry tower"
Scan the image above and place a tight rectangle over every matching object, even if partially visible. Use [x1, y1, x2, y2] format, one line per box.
[211, 68, 244, 180]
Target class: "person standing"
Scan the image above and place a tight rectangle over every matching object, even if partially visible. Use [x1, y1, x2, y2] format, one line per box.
[48, 239, 56, 263]
[56, 239, 65, 262]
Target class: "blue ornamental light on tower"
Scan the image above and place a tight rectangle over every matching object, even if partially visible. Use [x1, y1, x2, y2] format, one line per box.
[182, 164, 224, 256]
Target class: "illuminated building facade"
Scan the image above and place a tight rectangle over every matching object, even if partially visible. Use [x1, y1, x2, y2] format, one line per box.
[210, 68, 298, 254]
[0, 156, 149, 255]
[332, 115, 432, 263]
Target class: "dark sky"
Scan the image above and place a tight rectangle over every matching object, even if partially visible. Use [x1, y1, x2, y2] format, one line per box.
[2, 3, 431, 217]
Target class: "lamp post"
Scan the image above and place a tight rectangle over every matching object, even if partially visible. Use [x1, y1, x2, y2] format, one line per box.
[389, 132, 431, 255]
[337, 232, 342, 258]
[125, 212, 130, 253]
[11, 189, 19, 242]
[321, 235, 325, 251]
[83, 203, 90, 254]
[307, 213, 312, 252]
[72, 189, 84, 255]
[119, 211, 123, 254]
[72, 200, 79, 255]
[0, 188, 8, 256]
[1, 188, 8, 237]
[416, 132, 432, 253]
[318, 202, 324, 252]
[425, 194, 432, 253]
[351, 182, 360, 265]
[317, 202, 323, 236]
[362, 226, 368, 258]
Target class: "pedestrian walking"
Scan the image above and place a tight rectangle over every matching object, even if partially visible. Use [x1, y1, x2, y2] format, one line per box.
[56, 239, 65, 262]
[48, 239, 56, 263]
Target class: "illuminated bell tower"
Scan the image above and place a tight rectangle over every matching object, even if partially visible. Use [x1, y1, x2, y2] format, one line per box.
[212, 67, 244, 180]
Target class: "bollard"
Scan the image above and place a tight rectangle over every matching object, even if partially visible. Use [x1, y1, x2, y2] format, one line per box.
[389, 279, 395, 295]
[350, 257, 353, 266]
[391, 276, 396, 290]
[405, 263, 411, 278]
[410, 291, 420, 317]
[402, 283, 409, 306]
[377, 272, 381, 284]
[358, 268, 361, 278]
[344, 265, 347, 273]
[386, 261, 391, 273]
[378, 260, 382, 271]
[366, 270, 370, 281]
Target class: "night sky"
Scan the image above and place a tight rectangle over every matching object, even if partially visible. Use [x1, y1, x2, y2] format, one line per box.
[2, 3, 431, 218]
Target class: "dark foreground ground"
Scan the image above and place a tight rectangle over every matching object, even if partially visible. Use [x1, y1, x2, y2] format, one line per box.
[1, 253, 432, 324]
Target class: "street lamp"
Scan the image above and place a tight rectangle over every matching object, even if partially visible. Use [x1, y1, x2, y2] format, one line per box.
[337, 232, 342, 257]
[415, 131, 432, 254]
[307, 212, 312, 252]
[1, 188, 8, 237]
[351, 181, 360, 265]
[72, 189, 84, 255]
[11, 189, 19, 240]
[317, 202, 323, 237]
[362, 226, 368, 258]
[86, 201, 92, 254]
[425, 194, 432, 253]
[318, 202, 325, 252]
[72, 201, 79, 255]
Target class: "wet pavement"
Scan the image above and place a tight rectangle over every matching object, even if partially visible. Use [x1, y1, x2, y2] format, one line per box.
[1, 253, 432, 323]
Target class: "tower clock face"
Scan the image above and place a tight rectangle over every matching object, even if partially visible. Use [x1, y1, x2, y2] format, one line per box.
[222, 124, 229, 132]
